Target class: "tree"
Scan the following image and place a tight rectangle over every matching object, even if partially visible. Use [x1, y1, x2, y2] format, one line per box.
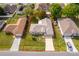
[25, 4, 35, 9]
[49, 4, 62, 20]
[24, 7, 33, 16]
[62, 4, 79, 18]
[31, 15, 38, 23]
[0, 7, 4, 15]
[33, 9, 46, 20]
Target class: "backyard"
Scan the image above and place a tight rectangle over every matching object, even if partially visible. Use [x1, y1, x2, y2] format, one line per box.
[53, 25, 66, 51]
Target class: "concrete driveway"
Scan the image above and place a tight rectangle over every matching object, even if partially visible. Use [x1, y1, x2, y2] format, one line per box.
[64, 37, 78, 52]
[45, 36, 55, 51]
[10, 37, 21, 51]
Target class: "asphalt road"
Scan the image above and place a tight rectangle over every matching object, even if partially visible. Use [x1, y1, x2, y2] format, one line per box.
[0, 51, 79, 56]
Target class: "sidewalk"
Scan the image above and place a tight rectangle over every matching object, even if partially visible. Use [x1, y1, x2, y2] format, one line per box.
[10, 37, 21, 51]
[45, 36, 55, 51]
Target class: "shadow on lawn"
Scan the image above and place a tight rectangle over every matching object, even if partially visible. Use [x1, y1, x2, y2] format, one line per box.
[72, 36, 79, 40]
[22, 16, 31, 38]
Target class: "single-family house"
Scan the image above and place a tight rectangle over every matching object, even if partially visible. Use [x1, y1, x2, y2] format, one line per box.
[3, 17, 27, 37]
[57, 18, 79, 37]
[4, 4, 17, 14]
[35, 3, 50, 11]
[16, 5, 24, 14]
[29, 18, 54, 37]
[30, 24, 45, 35]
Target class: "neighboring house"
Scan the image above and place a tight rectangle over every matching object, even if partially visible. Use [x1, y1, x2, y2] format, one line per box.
[4, 4, 17, 14]
[29, 18, 54, 37]
[16, 5, 24, 14]
[57, 18, 79, 37]
[3, 17, 27, 37]
[0, 20, 6, 30]
[35, 3, 50, 11]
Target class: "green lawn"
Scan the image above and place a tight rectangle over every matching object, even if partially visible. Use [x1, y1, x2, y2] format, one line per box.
[0, 31, 14, 50]
[72, 37, 79, 51]
[6, 13, 26, 24]
[6, 14, 19, 24]
[53, 25, 66, 51]
[19, 34, 45, 51]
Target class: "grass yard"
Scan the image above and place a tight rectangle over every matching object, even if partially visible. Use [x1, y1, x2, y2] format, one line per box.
[19, 34, 45, 51]
[6, 14, 20, 24]
[19, 19, 45, 51]
[0, 31, 14, 50]
[6, 13, 26, 24]
[53, 25, 66, 51]
[72, 37, 79, 51]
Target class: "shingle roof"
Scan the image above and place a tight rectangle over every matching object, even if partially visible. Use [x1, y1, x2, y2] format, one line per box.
[35, 3, 50, 11]
[3, 17, 26, 37]
[41, 18, 54, 36]
[29, 18, 54, 36]
[12, 18, 26, 36]
[30, 24, 45, 35]
[58, 18, 79, 36]
[3, 24, 17, 33]
[4, 4, 17, 14]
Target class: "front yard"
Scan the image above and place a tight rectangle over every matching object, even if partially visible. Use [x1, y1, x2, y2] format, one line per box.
[53, 25, 66, 51]
[0, 31, 14, 50]
[0, 13, 20, 51]
[19, 19, 45, 51]
[19, 34, 45, 51]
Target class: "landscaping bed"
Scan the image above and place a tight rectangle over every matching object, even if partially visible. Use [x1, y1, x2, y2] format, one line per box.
[72, 37, 79, 51]
[0, 31, 14, 50]
[53, 25, 66, 51]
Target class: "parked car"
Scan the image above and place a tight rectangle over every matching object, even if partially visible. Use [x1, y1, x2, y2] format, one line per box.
[67, 42, 73, 51]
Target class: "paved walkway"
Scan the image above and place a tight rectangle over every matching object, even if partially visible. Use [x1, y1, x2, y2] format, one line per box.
[64, 37, 78, 52]
[45, 36, 55, 51]
[10, 37, 21, 51]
